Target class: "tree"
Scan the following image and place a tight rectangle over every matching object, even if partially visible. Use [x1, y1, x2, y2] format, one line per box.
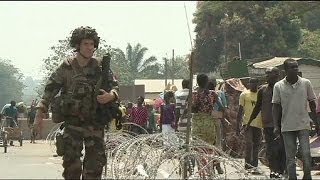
[40, 38, 188, 90]
[302, 9, 320, 31]
[161, 55, 189, 80]
[41, 38, 112, 79]
[192, 1, 315, 73]
[298, 29, 320, 59]
[112, 43, 159, 85]
[22, 76, 40, 104]
[42, 38, 73, 79]
[0, 59, 25, 108]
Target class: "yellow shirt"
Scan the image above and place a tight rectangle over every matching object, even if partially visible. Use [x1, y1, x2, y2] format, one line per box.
[239, 90, 262, 129]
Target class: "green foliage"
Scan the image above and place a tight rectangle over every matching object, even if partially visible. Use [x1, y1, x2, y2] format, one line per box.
[21, 76, 40, 104]
[40, 39, 190, 91]
[193, 1, 318, 73]
[39, 37, 112, 97]
[42, 38, 72, 77]
[41, 38, 111, 78]
[0, 59, 25, 108]
[110, 44, 190, 83]
[161, 56, 189, 80]
[112, 43, 159, 85]
[302, 9, 320, 31]
[298, 29, 320, 59]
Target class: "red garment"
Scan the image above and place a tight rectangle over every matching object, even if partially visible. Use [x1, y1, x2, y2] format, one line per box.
[130, 106, 148, 126]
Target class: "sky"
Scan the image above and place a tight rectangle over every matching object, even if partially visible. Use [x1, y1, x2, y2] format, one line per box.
[0, 1, 197, 80]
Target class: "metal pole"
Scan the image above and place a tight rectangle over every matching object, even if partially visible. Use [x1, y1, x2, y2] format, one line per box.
[172, 49, 174, 85]
[165, 58, 168, 87]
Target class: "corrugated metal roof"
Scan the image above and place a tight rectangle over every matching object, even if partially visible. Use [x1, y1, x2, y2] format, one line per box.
[252, 57, 301, 69]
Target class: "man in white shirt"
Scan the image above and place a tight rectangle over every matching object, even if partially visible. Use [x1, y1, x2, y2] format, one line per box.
[272, 58, 319, 179]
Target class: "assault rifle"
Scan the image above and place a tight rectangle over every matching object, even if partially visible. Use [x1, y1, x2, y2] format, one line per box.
[96, 53, 122, 129]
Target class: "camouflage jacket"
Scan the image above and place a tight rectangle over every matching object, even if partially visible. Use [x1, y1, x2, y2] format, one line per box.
[36, 57, 119, 116]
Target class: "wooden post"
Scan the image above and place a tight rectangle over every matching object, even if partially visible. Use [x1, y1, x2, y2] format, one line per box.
[165, 57, 168, 87]
[183, 2, 194, 179]
[183, 51, 194, 179]
[172, 49, 175, 85]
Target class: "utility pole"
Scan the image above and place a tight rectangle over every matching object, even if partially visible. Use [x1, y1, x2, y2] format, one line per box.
[164, 57, 168, 87]
[238, 42, 242, 60]
[172, 49, 174, 85]
[183, 51, 194, 179]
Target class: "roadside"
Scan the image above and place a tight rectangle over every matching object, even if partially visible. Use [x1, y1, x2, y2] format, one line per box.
[1, 140, 320, 179]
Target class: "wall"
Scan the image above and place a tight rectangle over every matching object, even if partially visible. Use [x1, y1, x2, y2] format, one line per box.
[145, 93, 161, 100]
[118, 85, 145, 102]
[249, 64, 320, 96]
[299, 64, 320, 96]
[7, 118, 58, 140]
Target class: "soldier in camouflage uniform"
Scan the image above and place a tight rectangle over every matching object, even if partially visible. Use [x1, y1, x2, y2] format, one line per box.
[34, 26, 119, 179]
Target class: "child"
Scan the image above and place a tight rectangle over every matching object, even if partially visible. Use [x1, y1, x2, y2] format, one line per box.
[160, 91, 178, 146]
[160, 91, 176, 131]
[146, 104, 156, 134]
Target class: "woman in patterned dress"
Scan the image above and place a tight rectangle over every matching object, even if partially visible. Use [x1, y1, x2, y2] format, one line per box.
[192, 74, 226, 178]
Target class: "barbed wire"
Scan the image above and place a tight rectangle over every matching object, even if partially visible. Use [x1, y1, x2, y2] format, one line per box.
[45, 122, 63, 153]
[46, 122, 268, 179]
[103, 123, 268, 179]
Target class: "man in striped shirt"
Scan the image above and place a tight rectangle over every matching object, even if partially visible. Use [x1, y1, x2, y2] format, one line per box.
[175, 79, 190, 133]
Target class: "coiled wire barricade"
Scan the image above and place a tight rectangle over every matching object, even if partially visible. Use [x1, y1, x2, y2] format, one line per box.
[103, 123, 268, 179]
[46, 122, 268, 179]
[46, 122, 64, 153]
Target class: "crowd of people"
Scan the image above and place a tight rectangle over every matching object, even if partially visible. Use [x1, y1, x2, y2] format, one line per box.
[111, 58, 320, 179]
[3, 25, 320, 179]
[2, 58, 320, 179]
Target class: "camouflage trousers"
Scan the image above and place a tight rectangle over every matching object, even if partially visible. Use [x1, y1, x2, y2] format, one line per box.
[62, 124, 106, 180]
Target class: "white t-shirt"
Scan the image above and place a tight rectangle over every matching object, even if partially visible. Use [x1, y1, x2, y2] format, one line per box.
[272, 76, 316, 132]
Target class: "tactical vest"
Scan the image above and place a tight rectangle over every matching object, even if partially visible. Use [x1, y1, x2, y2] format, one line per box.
[51, 57, 101, 123]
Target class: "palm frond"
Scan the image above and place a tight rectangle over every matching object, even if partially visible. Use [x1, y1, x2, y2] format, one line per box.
[126, 43, 133, 63]
[138, 56, 157, 72]
[135, 47, 148, 68]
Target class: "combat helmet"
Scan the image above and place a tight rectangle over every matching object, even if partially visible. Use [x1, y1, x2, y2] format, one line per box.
[69, 26, 100, 51]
